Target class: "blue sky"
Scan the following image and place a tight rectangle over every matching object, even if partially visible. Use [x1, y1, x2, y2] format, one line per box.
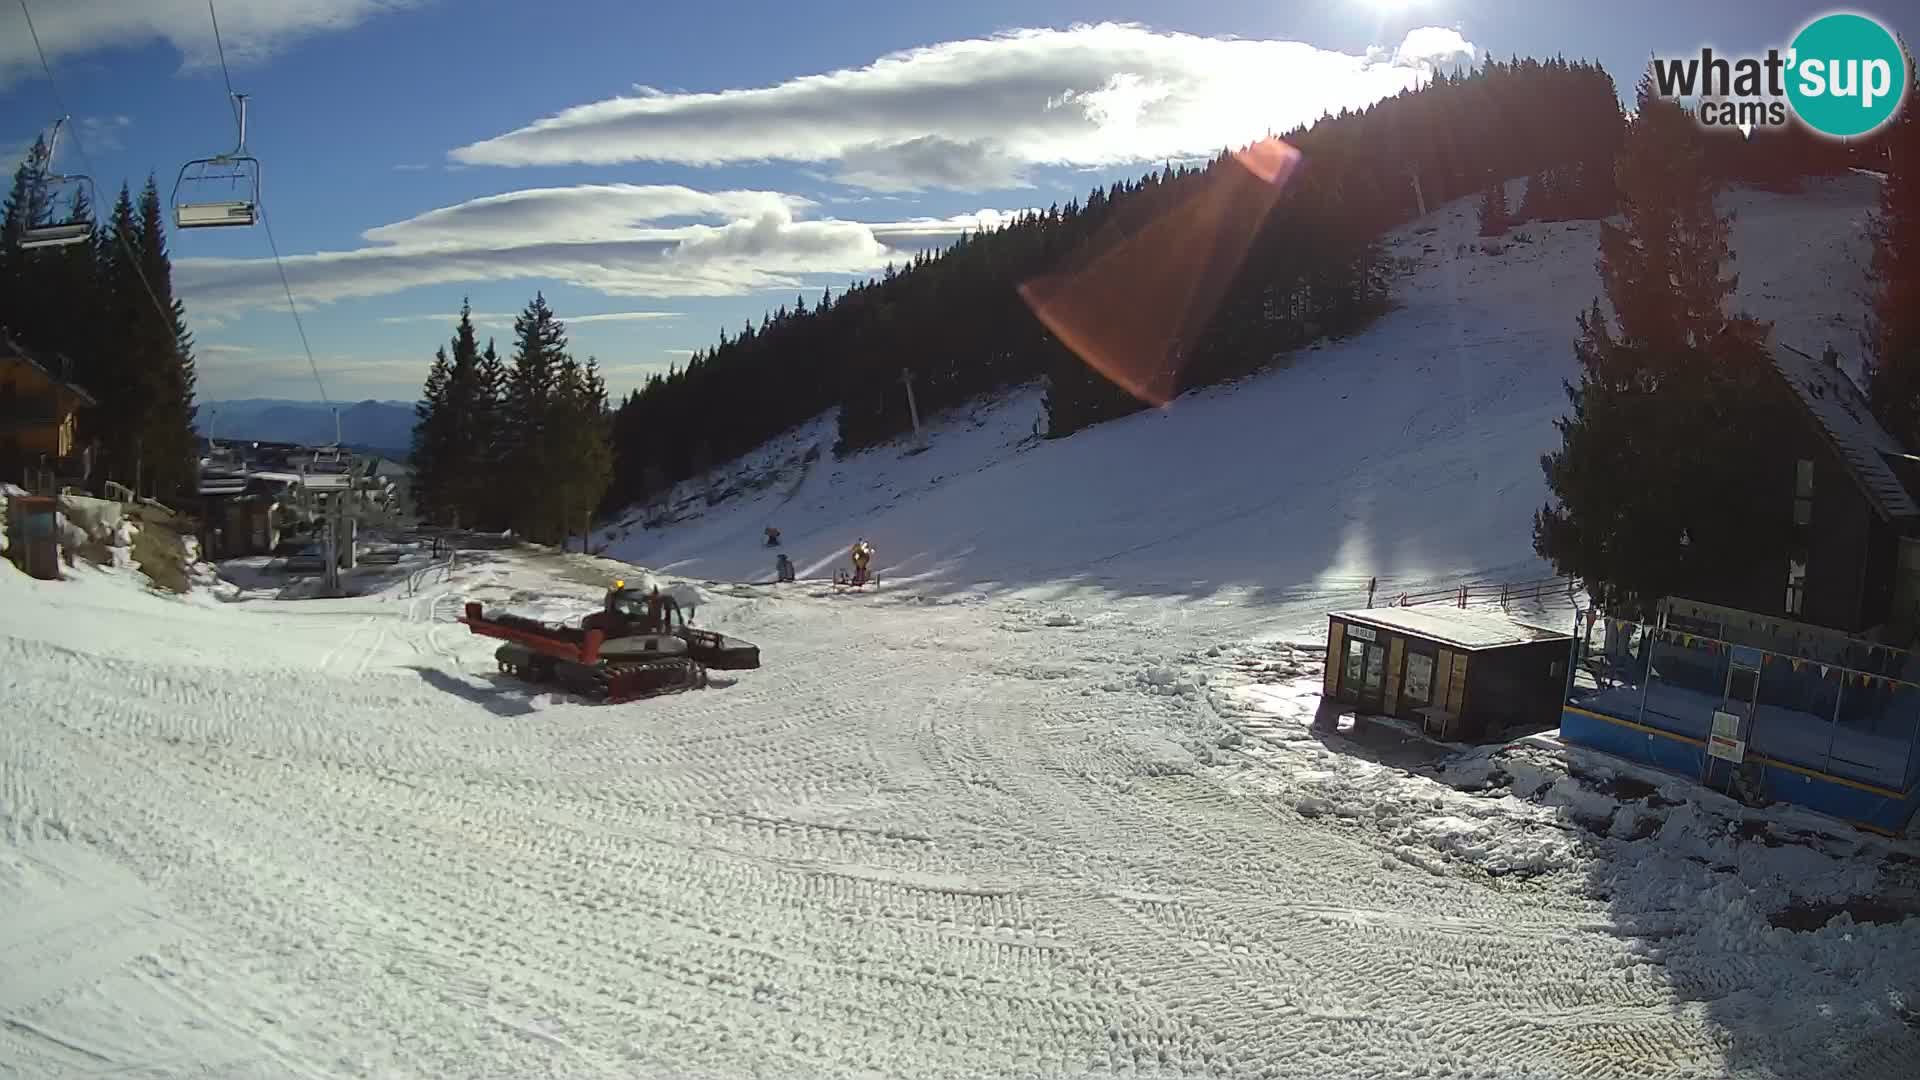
[0, 0, 1900, 404]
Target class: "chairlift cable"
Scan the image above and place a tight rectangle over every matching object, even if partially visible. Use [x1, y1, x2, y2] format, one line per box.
[16, 0, 187, 384]
[259, 203, 330, 411]
[204, 0, 332, 416]
[206, 0, 242, 133]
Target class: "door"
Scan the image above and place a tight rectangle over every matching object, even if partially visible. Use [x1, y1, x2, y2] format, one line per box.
[1339, 627, 1387, 711]
[1707, 646, 1763, 786]
[1360, 640, 1387, 711]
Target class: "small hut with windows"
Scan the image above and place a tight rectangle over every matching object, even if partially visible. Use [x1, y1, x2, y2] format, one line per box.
[1324, 606, 1573, 742]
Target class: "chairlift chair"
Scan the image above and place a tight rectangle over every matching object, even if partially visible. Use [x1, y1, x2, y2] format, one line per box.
[173, 93, 259, 230]
[17, 117, 97, 251]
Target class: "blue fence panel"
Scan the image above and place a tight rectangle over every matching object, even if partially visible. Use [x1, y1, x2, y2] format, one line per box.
[1825, 678, 1919, 790]
[1569, 616, 1652, 724]
[1749, 662, 1843, 774]
[1640, 635, 1727, 740]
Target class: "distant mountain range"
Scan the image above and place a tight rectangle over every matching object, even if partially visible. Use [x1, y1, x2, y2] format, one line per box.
[197, 399, 415, 458]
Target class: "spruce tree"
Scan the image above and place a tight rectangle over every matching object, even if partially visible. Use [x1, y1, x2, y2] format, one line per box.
[92, 184, 145, 490]
[472, 337, 508, 528]
[133, 177, 197, 497]
[1867, 46, 1920, 450]
[504, 292, 568, 539]
[1477, 180, 1509, 236]
[411, 347, 451, 524]
[1535, 76, 1792, 618]
[441, 299, 485, 523]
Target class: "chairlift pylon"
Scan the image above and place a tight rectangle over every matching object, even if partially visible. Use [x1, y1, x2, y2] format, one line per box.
[17, 117, 97, 251]
[173, 93, 259, 230]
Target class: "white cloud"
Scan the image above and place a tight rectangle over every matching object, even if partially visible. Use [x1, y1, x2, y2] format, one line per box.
[194, 347, 426, 400]
[1394, 27, 1475, 66]
[378, 310, 683, 330]
[449, 22, 1478, 191]
[173, 184, 1013, 318]
[77, 114, 131, 154]
[1, 0, 430, 88]
[392, 163, 430, 171]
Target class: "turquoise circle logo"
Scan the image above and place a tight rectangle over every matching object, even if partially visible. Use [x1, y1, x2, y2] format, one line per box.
[1786, 12, 1908, 138]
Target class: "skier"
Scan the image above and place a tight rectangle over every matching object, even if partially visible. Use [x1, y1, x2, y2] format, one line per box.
[776, 552, 795, 583]
[849, 538, 874, 586]
[765, 526, 782, 548]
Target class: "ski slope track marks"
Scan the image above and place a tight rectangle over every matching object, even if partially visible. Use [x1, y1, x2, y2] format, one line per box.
[3, 176, 1916, 1078]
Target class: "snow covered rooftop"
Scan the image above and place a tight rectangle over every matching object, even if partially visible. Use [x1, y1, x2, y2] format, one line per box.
[1331, 605, 1572, 651]
[1772, 341, 1920, 521]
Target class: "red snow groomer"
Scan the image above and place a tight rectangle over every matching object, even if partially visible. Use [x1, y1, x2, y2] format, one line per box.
[458, 580, 759, 703]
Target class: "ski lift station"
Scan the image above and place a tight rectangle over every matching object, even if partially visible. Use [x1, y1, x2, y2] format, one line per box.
[1323, 606, 1573, 743]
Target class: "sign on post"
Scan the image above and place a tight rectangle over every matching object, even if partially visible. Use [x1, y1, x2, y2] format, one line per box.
[1708, 709, 1746, 763]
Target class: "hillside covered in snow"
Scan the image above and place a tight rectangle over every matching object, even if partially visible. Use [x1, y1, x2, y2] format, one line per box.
[597, 174, 1878, 640]
[4, 174, 1914, 1079]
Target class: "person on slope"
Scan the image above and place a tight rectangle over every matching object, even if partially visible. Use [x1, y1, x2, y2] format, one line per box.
[765, 526, 782, 548]
[849, 538, 874, 586]
[775, 552, 795, 583]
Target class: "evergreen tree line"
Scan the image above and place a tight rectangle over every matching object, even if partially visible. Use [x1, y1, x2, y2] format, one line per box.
[602, 56, 1631, 517]
[1535, 56, 1913, 620]
[0, 137, 198, 498]
[411, 295, 612, 546]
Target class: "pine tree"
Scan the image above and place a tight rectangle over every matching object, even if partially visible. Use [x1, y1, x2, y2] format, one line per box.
[1535, 77, 1792, 618]
[550, 354, 613, 549]
[411, 347, 452, 523]
[438, 299, 485, 523]
[132, 176, 197, 497]
[1867, 46, 1920, 450]
[472, 337, 508, 528]
[1477, 180, 1509, 236]
[504, 292, 568, 540]
[91, 183, 145, 490]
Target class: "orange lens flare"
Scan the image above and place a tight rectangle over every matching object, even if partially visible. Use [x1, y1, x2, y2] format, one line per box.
[1018, 137, 1304, 408]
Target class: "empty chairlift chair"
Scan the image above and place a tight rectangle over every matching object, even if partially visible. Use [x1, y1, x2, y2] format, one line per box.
[18, 117, 96, 251]
[173, 94, 259, 230]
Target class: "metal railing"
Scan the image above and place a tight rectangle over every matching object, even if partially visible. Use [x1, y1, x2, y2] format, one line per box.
[406, 548, 458, 597]
[1367, 573, 1580, 611]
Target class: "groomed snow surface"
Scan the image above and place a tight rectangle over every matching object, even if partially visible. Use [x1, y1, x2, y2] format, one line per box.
[4, 176, 1917, 1078]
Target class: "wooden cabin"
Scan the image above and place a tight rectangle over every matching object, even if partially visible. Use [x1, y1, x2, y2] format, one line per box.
[0, 332, 96, 490]
[1324, 606, 1574, 742]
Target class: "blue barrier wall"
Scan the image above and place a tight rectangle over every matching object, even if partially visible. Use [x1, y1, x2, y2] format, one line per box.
[1562, 613, 1920, 835]
[1561, 705, 1919, 834]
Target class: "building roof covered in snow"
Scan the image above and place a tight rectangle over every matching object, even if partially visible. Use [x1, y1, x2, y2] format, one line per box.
[1330, 605, 1571, 651]
[1772, 340, 1920, 521]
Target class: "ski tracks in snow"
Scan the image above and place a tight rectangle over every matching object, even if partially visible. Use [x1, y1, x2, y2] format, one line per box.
[2, 558, 1908, 1077]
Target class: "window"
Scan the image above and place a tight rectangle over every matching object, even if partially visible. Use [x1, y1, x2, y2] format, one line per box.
[1403, 652, 1436, 705]
[1793, 458, 1814, 525]
[1785, 558, 1807, 616]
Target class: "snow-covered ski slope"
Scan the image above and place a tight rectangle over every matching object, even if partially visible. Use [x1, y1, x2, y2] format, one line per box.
[5, 175, 1915, 1080]
[6, 546, 1916, 1079]
[603, 174, 1879, 640]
